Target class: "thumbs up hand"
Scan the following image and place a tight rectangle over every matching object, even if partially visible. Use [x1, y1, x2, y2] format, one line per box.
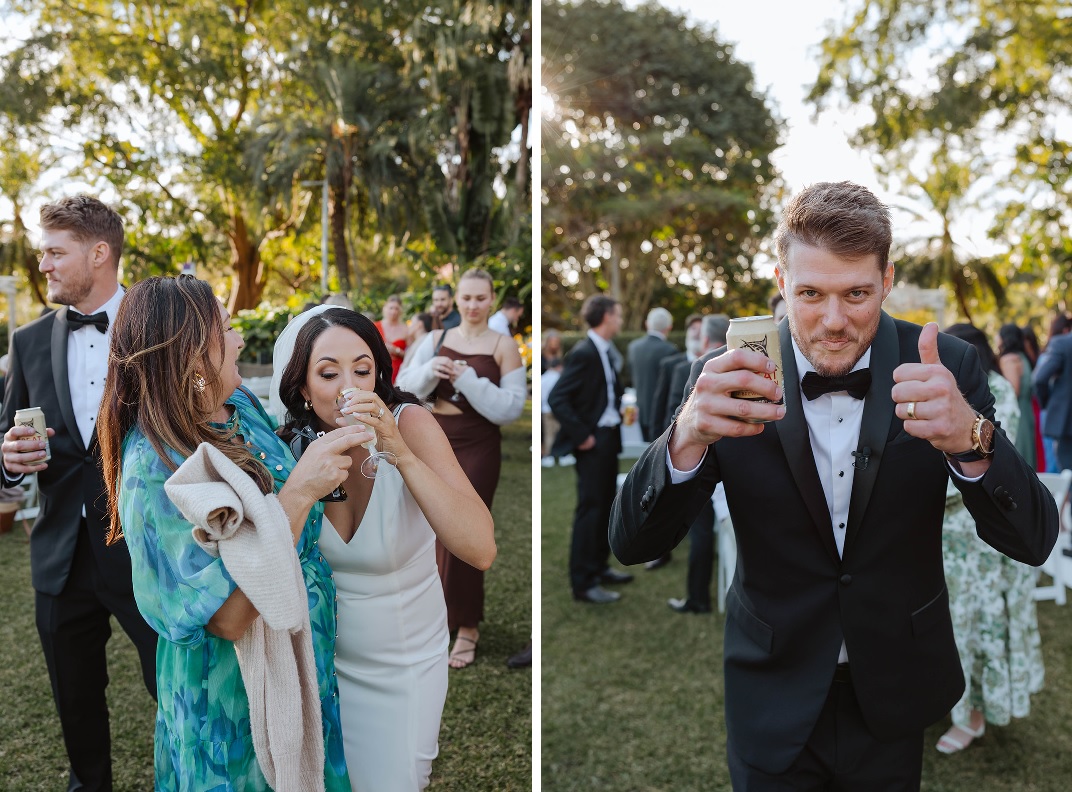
[891, 322, 978, 454]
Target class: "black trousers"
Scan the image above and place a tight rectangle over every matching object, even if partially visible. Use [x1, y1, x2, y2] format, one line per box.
[35, 521, 159, 792]
[685, 501, 715, 610]
[569, 426, 619, 592]
[727, 667, 923, 791]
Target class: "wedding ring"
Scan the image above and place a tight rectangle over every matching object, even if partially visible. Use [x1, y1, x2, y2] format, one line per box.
[377, 407, 384, 418]
[906, 401, 917, 421]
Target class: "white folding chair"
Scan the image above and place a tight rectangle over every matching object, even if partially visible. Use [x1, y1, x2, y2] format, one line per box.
[1034, 470, 1072, 605]
[14, 472, 39, 529]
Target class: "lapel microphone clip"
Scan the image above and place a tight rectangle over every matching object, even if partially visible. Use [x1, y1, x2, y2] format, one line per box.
[851, 447, 872, 471]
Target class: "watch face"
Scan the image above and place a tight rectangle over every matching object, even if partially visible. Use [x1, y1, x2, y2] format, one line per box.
[978, 418, 995, 453]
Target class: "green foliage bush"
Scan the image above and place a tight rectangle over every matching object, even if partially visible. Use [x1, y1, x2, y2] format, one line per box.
[232, 304, 294, 364]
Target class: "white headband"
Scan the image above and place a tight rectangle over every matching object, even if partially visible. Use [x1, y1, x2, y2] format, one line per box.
[267, 304, 337, 427]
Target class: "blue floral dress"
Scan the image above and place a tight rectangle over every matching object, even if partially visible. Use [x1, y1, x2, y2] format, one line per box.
[119, 388, 351, 791]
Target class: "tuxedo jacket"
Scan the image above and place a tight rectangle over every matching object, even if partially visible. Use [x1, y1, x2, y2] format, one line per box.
[627, 333, 678, 441]
[610, 313, 1057, 774]
[1, 308, 134, 597]
[548, 337, 623, 458]
[1033, 331, 1072, 438]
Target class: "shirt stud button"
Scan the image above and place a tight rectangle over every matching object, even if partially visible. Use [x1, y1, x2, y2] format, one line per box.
[275, 463, 282, 470]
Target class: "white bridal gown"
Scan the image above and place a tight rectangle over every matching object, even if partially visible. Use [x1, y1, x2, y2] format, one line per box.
[320, 405, 450, 792]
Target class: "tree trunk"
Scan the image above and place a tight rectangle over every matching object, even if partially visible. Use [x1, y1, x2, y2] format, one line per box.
[330, 182, 351, 293]
[227, 212, 266, 312]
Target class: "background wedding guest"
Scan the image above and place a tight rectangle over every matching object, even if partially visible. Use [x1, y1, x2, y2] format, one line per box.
[397, 268, 526, 668]
[375, 294, 409, 383]
[666, 313, 730, 615]
[489, 295, 523, 337]
[541, 357, 564, 462]
[548, 294, 634, 604]
[0, 195, 159, 791]
[401, 312, 434, 373]
[1033, 310, 1067, 471]
[627, 307, 677, 444]
[430, 284, 460, 330]
[99, 276, 365, 790]
[936, 323, 1044, 754]
[997, 323, 1037, 470]
[1034, 316, 1072, 471]
[272, 305, 495, 790]
[541, 329, 562, 373]
[651, 313, 703, 442]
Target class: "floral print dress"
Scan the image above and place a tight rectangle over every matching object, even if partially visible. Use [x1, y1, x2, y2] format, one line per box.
[942, 370, 1044, 728]
[119, 388, 351, 791]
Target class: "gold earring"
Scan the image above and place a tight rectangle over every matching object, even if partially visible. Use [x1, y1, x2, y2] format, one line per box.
[194, 375, 206, 393]
[304, 399, 312, 411]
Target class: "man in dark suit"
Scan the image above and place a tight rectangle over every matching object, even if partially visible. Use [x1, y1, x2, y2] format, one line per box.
[1, 195, 157, 791]
[627, 307, 678, 443]
[666, 313, 729, 615]
[1033, 327, 1072, 471]
[651, 314, 703, 443]
[610, 182, 1057, 788]
[549, 294, 634, 603]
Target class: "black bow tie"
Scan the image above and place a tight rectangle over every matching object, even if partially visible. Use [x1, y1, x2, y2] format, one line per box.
[66, 309, 109, 334]
[800, 369, 872, 401]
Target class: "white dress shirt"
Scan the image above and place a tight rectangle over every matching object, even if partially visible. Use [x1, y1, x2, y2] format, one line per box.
[68, 287, 124, 452]
[587, 330, 621, 428]
[488, 310, 511, 337]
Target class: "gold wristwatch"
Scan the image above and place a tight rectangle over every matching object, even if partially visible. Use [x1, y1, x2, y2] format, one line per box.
[946, 413, 995, 463]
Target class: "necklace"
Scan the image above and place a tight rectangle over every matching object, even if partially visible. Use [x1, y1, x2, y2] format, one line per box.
[457, 326, 490, 342]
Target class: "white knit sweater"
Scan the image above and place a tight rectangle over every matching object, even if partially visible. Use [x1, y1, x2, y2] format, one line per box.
[164, 442, 325, 792]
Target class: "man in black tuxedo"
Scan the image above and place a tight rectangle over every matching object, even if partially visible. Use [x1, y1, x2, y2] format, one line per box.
[1, 195, 157, 791]
[549, 294, 634, 603]
[627, 307, 678, 443]
[610, 182, 1057, 788]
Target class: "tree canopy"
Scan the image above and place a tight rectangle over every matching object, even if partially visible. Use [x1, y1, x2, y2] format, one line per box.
[0, 1, 531, 313]
[541, 0, 782, 329]
[809, 0, 1072, 321]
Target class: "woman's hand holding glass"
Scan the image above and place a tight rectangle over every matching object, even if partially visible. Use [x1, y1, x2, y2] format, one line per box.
[336, 388, 399, 477]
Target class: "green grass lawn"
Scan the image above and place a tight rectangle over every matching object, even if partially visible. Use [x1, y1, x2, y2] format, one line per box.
[0, 408, 531, 791]
[541, 459, 1072, 792]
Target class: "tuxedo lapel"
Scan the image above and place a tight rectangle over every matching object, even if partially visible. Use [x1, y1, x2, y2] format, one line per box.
[51, 310, 85, 454]
[844, 311, 898, 555]
[774, 319, 840, 563]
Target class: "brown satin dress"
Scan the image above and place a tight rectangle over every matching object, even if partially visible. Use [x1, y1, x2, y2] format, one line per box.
[432, 336, 503, 631]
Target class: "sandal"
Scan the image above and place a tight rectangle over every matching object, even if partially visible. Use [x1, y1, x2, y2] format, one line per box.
[448, 635, 478, 669]
[936, 722, 985, 754]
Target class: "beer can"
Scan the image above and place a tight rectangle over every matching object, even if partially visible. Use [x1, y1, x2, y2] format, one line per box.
[726, 315, 784, 423]
[14, 407, 50, 463]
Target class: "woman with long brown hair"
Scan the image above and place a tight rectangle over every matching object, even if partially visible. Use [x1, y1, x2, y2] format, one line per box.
[98, 276, 365, 790]
[396, 268, 526, 668]
[375, 294, 408, 383]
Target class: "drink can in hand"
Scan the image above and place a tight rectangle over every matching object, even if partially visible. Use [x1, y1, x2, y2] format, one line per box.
[14, 407, 50, 463]
[726, 315, 783, 423]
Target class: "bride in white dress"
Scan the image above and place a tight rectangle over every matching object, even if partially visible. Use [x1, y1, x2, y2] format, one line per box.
[269, 305, 496, 791]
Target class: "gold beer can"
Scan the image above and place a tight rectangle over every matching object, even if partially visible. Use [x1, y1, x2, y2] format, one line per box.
[726, 315, 784, 423]
[14, 406, 51, 463]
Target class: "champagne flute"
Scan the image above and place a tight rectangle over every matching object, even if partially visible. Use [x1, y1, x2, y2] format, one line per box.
[337, 388, 397, 478]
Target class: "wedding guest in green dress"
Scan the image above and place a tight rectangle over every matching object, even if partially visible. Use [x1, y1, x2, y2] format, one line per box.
[98, 276, 368, 791]
[936, 324, 1044, 755]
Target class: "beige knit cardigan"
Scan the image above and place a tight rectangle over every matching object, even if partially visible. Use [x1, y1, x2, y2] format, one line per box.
[164, 442, 325, 792]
